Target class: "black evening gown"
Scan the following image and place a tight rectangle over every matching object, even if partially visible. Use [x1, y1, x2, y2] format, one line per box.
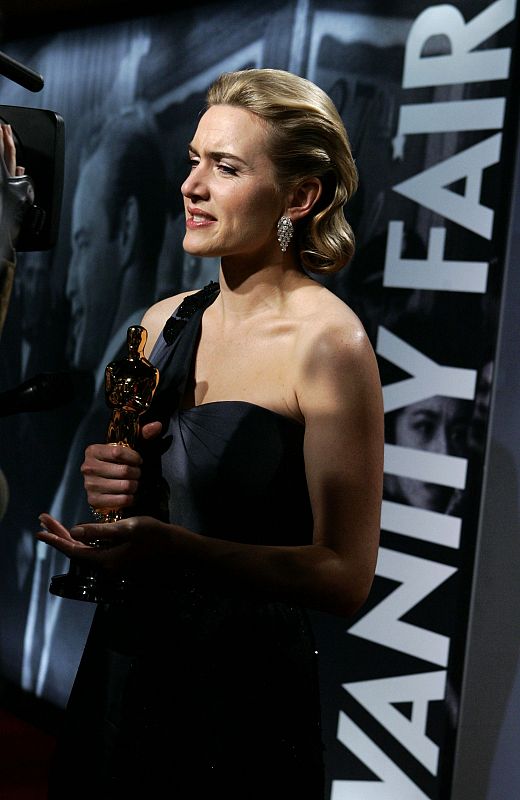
[48, 284, 325, 799]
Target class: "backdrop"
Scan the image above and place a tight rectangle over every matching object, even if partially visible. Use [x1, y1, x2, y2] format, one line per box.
[0, 2, 517, 798]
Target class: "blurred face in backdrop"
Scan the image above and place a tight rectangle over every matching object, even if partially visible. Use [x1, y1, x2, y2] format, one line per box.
[66, 146, 121, 372]
[384, 396, 472, 512]
[21, 251, 51, 341]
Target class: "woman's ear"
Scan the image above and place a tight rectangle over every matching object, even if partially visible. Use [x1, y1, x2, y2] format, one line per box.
[286, 178, 322, 222]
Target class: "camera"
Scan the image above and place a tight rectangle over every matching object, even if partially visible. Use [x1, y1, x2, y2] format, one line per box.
[0, 104, 64, 251]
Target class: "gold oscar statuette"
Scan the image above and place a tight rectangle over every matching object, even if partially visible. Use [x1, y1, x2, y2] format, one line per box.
[49, 325, 159, 603]
[93, 325, 159, 523]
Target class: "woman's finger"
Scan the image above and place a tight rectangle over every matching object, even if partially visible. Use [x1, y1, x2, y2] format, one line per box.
[39, 512, 74, 541]
[70, 521, 130, 544]
[84, 442, 143, 467]
[141, 420, 162, 440]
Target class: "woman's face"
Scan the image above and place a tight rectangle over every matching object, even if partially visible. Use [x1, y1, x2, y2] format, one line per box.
[181, 104, 283, 263]
[385, 396, 471, 512]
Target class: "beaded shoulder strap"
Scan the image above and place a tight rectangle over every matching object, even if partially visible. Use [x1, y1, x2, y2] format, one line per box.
[163, 280, 220, 346]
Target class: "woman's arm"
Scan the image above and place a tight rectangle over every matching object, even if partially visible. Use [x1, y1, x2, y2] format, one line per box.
[296, 312, 384, 615]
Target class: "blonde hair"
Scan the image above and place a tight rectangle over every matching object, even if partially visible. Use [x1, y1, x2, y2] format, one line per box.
[206, 68, 358, 274]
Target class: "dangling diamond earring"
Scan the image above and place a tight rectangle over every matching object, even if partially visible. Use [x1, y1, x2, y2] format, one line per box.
[277, 216, 293, 253]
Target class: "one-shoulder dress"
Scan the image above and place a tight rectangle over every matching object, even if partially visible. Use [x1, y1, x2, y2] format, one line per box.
[48, 284, 325, 800]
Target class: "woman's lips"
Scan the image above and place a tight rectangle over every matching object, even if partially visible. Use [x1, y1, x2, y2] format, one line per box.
[186, 213, 215, 229]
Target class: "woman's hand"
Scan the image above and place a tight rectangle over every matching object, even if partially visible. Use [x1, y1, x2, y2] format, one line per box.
[37, 511, 173, 576]
[81, 420, 162, 512]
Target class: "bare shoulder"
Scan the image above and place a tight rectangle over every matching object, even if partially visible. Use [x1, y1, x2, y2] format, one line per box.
[140, 289, 201, 357]
[298, 285, 374, 366]
[294, 284, 381, 412]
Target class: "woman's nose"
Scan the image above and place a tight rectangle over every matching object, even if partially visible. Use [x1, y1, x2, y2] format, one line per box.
[432, 426, 449, 453]
[181, 165, 208, 199]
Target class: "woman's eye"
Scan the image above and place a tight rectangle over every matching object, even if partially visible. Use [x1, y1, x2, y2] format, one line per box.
[412, 421, 433, 437]
[217, 163, 237, 175]
[450, 424, 469, 447]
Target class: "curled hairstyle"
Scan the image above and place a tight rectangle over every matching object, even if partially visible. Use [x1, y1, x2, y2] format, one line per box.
[206, 68, 358, 274]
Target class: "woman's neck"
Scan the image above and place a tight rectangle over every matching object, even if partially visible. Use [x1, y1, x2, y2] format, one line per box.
[216, 255, 310, 320]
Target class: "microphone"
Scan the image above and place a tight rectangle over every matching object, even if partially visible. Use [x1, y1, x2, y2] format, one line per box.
[0, 50, 44, 92]
[0, 371, 91, 416]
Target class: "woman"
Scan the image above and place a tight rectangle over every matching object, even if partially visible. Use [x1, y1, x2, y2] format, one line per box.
[38, 68, 384, 799]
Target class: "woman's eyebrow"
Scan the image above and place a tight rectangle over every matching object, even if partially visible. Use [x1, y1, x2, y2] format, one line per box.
[188, 143, 247, 165]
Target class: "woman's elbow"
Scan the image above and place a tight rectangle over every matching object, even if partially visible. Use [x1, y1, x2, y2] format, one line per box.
[318, 562, 375, 619]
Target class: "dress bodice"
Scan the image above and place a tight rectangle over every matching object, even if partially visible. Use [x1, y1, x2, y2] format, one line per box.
[148, 286, 314, 546]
